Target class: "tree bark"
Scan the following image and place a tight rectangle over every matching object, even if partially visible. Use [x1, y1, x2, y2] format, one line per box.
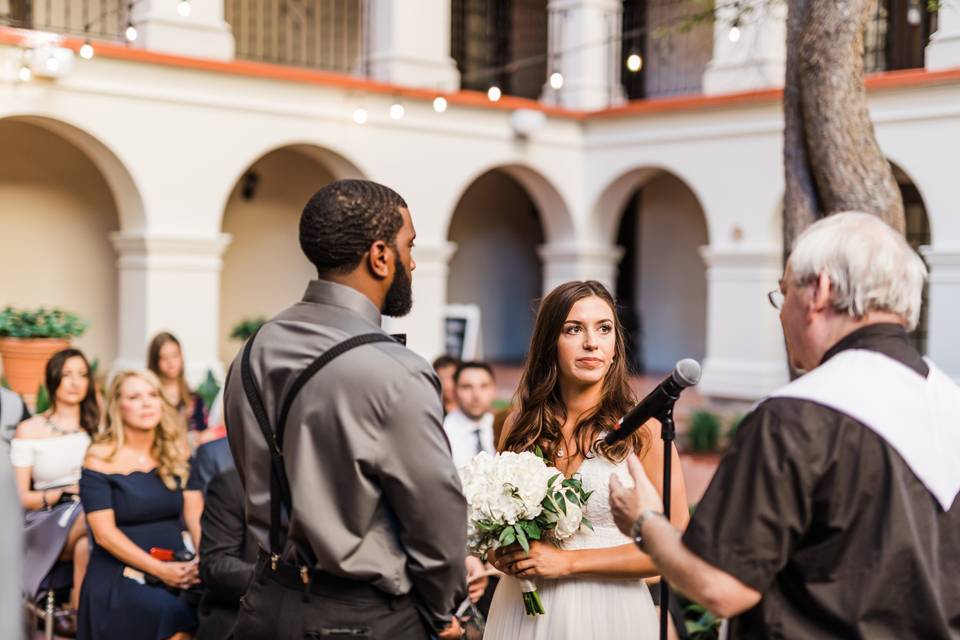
[782, 0, 906, 254]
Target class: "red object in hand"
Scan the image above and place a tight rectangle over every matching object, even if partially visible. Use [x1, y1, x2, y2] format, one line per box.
[150, 547, 175, 562]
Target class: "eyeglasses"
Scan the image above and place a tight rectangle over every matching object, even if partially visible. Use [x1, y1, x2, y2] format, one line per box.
[767, 289, 785, 310]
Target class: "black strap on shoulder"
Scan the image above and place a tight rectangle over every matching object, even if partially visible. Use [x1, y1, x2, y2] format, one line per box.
[240, 329, 396, 557]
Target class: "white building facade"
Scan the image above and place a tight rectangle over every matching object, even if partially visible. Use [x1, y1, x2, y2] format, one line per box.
[1, 0, 959, 399]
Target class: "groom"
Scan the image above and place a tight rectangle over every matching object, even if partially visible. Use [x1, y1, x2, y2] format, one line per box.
[224, 179, 467, 640]
[610, 212, 960, 638]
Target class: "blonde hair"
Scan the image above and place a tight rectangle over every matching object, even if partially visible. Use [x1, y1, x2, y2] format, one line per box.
[96, 370, 190, 491]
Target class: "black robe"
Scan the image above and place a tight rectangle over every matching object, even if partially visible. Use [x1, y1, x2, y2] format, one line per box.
[683, 324, 960, 638]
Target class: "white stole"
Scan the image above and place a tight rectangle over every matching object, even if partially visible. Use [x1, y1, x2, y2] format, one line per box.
[766, 349, 960, 510]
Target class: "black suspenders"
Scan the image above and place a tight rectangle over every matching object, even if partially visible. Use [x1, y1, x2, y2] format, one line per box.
[240, 329, 396, 570]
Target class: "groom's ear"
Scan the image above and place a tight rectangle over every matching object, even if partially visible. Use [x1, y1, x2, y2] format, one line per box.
[366, 240, 391, 280]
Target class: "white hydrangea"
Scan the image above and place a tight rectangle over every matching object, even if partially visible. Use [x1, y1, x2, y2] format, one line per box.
[547, 501, 583, 541]
[460, 451, 557, 527]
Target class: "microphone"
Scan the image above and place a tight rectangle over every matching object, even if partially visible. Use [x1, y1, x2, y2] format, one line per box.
[604, 359, 702, 446]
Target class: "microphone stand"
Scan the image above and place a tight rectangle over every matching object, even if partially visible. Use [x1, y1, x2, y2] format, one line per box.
[658, 405, 675, 640]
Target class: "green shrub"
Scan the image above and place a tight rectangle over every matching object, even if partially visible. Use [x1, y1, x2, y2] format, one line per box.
[0, 307, 87, 339]
[35, 384, 51, 414]
[230, 317, 266, 341]
[196, 370, 221, 410]
[688, 410, 722, 453]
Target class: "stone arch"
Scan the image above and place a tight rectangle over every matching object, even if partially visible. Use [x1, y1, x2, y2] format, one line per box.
[218, 144, 366, 362]
[596, 168, 710, 373]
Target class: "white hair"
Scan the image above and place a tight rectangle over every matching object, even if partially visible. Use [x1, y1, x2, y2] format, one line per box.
[788, 211, 928, 330]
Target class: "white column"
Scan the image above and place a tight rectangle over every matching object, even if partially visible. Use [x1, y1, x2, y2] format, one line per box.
[111, 232, 232, 386]
[538, 243, 624, 294]
[920, 246, 960, 381]
[542, 0, 625, 110]
[702, 0, 785, 95]
[365, 0, 460, 90]
[130, 0, 234, 60]
[926, 1, 960, 70]
[382, 241, 457, 362]
[698, 246, 789, 400]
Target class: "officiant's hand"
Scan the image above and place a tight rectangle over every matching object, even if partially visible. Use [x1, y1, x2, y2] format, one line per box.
[609, 453, 664, 536]
[493, 541, 572, 579]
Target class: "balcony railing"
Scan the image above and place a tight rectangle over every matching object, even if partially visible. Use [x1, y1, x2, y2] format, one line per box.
[864, 0, 937, 73]
[225, 0, 366, 74]
[0, 0, 130, 41]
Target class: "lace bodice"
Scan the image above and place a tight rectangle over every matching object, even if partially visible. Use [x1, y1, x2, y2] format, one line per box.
[560, 454, 634, 550]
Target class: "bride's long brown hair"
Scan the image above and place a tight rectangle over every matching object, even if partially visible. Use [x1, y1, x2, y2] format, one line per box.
[502, 280, 646, 463]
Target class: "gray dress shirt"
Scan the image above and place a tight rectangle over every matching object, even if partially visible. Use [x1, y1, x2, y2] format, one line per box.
[224, 280, 467, 630]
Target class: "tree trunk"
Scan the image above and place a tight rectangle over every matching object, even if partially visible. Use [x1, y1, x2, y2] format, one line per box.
[782, 0, 906, 255]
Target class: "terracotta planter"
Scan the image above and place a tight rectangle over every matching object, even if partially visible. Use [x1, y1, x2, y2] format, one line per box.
[0, 337, 71, 406]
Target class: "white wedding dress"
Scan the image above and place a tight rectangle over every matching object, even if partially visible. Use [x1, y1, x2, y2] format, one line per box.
[483, 454, 659, 639]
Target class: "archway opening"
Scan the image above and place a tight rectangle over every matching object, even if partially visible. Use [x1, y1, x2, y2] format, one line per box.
[613, 171, 709, 374]
[0, 118, 121, 371]
[219, 146, 347, 363]
[893, 163, 931, 354]
[447, 170, 546, 363]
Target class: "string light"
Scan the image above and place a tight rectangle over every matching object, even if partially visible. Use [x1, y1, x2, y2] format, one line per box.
[80, 40, 95, 59]
[433, 96, 448, 113]
[352, 107, 368, 124]
[728, 26, 741, 42]
[18, 65, 32, 82]
[626, 53, 643, 72]
[177, 0, 191, 17]
[487, 86, 502, 102]
[125, 23, 138, 42]
[549, 72, 564, 90]
[389, 103, 405, 120]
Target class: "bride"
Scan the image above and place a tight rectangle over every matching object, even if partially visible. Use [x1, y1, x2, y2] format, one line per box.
[484, 280, 689, 640]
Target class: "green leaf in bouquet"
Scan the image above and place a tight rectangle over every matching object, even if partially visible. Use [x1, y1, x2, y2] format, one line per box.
[583, 490, 594, 503]
[514, 524, 530, 553]
[565, 489, 580, 506]
[534, 445, 545, 459]
[541, 496, 558, 514]
[557, 495, 567, 516]
[580, 517, 594, 532]
[561, 478, 577, 488]
[520, 520, 541, 540]
[547, 473, 560, 488]
[499, 527, 514, 545]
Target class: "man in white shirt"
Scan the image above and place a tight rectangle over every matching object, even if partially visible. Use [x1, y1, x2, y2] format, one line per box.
[442, 362, 496, 469]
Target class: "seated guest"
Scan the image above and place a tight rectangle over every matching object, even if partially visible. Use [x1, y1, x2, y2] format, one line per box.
[188, 437, 234, 495]
[78, 370, 204, 640]
[432, 354, 462, 416]
[12, 348, 98, 634]
[442, 361, 496, 469]
[149, 332, 211, 443]
[196, 468, 256, 640]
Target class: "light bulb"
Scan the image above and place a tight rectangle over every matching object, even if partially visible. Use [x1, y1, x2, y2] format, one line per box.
[80, 42, 95, 59]
[549, 72, 564, 90]
[125, 24, 138, 42]
[177, 0, 191, 17]
[352, 108, 368, 124]
[487, 86, 502, 102]
[18, 65, 32, 82]
[433, 96, 448, 113]
[389, 103, 405, 120]
[728, 26, 741, 42]
[626, 53, 643, 72]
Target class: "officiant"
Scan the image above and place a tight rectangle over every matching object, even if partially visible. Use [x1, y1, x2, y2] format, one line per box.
[610, 212, 960, 638]
[223, 180, 467, 640]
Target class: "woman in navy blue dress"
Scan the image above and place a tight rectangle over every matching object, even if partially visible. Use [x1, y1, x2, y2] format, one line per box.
[79, 370, 204, 640]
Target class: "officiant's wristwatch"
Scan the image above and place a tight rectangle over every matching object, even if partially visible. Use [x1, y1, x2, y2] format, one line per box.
[631, 509, 664, 552]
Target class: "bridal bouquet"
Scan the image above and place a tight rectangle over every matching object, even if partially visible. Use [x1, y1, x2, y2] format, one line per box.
[460, 449, 593, 616]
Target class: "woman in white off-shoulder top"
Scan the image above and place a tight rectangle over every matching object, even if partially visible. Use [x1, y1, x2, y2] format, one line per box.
[11, 348, 98, 633]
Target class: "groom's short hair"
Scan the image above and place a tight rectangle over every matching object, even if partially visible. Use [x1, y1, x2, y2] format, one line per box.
[299, 179, 408, 275]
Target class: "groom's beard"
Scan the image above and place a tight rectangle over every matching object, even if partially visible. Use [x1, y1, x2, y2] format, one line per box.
[383, 253, 413, 317]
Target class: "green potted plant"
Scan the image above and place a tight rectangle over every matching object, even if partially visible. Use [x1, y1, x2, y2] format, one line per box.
[230, 316, 266, 341]
[0, 306, 87, 404]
